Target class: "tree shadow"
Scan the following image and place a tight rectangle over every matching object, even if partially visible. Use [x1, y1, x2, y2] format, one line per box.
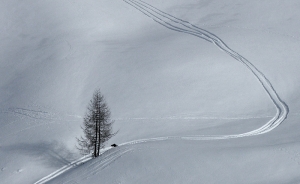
[3, 141, 78, 168]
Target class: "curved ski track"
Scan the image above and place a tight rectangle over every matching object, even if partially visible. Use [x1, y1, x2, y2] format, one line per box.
[34, 0, 289, 183]
[122, 0, 288, 140]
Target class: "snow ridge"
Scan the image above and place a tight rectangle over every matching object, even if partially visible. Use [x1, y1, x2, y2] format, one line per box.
[34, 0, 289, 183]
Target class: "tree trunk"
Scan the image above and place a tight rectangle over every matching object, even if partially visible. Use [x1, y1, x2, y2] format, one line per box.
[94, 119, 98, 157]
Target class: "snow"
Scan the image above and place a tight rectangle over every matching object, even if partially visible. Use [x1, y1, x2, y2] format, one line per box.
[1, 0, 300, 183]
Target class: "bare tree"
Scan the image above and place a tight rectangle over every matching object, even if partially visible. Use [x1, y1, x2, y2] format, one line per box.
[77, 89, 116, 157]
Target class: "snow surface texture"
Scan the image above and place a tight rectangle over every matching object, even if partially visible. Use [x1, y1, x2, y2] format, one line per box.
[1, 0, 300, 183]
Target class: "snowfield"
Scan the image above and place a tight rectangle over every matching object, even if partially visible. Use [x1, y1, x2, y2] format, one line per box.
[1, 0, 300, 183]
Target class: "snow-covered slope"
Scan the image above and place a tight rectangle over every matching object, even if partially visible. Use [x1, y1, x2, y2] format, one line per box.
[1, 0, 300, 183]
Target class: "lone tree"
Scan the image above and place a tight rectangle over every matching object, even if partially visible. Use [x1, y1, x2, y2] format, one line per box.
[77, 89, 116, 157]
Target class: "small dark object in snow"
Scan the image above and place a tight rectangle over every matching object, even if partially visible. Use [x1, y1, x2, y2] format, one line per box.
[111, 144, 118, 147]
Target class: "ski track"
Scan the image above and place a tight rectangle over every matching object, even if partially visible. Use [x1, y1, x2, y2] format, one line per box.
[34, 0, 289, 183]
[34, 147, 132, 184]
[34, 155, 92, 184]
[0, 107, 81, 142]
[122, 0, 288, 139]
[2, 107, 81, 121]
[114, 115, 274, 121]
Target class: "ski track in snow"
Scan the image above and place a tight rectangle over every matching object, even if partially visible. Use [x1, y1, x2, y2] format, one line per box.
[114, 115, 274, 121]
[34, 147, 132, 184]
[34, 0, 289, 183]
[34, 155, 92, 184]
[0, 107, 82, 142]
[0, 107, 82, 121]
[122, 0, 289, 139]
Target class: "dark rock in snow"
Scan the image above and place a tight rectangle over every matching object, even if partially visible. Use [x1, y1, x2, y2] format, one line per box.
[111, 144, 118, 147]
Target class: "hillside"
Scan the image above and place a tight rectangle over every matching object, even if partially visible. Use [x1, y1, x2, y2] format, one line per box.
[1, 0, 300, 183]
